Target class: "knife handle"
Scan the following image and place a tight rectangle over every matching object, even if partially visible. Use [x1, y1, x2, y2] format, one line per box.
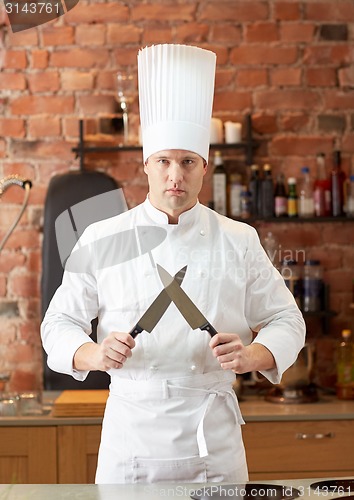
[130, 325, 143, 338]
[200, 323, 218, 338]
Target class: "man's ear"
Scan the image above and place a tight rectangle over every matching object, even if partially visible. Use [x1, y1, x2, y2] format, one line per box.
[143, 160, 148, 174]
[203, 160, 208, 175]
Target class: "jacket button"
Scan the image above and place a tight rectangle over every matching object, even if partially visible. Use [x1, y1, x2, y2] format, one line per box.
[149, 365, 158, 371]
[190, 365, 196, 371]
[200, 229, 206, 236]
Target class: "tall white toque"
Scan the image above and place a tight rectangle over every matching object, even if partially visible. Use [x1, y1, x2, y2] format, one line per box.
[138, 44, 217, 162]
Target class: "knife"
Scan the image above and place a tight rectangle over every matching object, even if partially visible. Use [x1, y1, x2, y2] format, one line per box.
[156, 264, 218, 338]
[130, 266, 187, 338]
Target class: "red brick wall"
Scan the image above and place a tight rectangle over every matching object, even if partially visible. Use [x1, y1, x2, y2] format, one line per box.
[0, 0, 353, 391]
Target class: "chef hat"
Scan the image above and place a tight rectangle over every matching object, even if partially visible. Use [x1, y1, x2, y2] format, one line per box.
[138, 44, 216, 162]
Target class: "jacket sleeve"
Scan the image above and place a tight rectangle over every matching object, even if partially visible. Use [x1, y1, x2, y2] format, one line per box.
[40, 226, 98, 381]
[243, 227, 306, 384]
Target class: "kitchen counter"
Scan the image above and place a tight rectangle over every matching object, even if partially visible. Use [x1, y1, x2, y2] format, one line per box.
[0, 477, 353, 500]
[0, 392, 353, 426]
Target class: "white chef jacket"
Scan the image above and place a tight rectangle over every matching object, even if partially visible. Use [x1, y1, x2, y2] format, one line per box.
[41, 198, 305, 484]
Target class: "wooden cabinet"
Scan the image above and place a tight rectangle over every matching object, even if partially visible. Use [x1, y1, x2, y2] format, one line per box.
[0, 426, 57, 483]
[57, 425, 101, 484]
[242, 419, 354, 480]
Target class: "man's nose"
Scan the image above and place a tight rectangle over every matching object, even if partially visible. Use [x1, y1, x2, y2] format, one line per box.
[169, 162, 183, 183]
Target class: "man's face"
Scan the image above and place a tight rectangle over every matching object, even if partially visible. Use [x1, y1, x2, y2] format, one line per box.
[144, 149, 207, 223]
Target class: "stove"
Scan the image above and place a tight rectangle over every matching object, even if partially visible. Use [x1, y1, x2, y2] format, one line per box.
[265, 384, 318, 404]
[190, 483, 301, 500]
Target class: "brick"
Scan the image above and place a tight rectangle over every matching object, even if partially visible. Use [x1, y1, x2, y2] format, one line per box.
[270, 135, 333, 156]
[0, 72, 26, 90]
[7, 30, 38, 47]
[327, 269, 353, 294]
[210, 24, 241, 44]
[200, 2, 268, 21]
[10, 140, 74, 161]
[338, 66, 354, 88]
[9, 370, 40, 392]
[252, 113, 278, 135]
[61, 71, 94, 91]
[19, 320, 41, 343]
[280, 23, 315, 42]
[303, 45, 351, 65]
[280, 113, 311, 132]
[27, 71, 60, 92]
[76, 24, 106, 46]
[132, 4, 195, 22]
[96, 71, 115, 91]
[142, 27, 173, 45]
[107, 24, 141, 44]
[213, 91, 252, 111]
[77, 95, 117, 115]
[10, 95, 74, 115]
[113, 47, 142, 66]
[323, 90, 354, 111]
[305, 2, 354, 21]
[245, 22, 279, 43]
[0, 139, 6, 158]
[271, 67, 302, 86]
[50, 48, 109, 68]
[3, 230, 40, 251]
[305, 67, 337, 87]
[175, 22, 210, 44]
[236, 69, 268, 87]
[274, 2, 302, 20]
[318, 115, 346, 133]
[62, 117, 98, 138]
[3, 50, 27, 69]
[30, 49, 48, 69]
[2, 161, 34, 181]
[230, 45, 298, 65]
[28, 116, 61, 138]
[0, 277, 6, 297]
[0, 119, 25, 138]
[255, 89, 320, 110]
[0, 252, 26, 273]
[319, 24, 348, 41]
[342, 133, 354, 154]
[41, 26, 74, 46]
[6, 342, 36, 364]
[216, 69, 236, 89]
[64, 2, 129, 23]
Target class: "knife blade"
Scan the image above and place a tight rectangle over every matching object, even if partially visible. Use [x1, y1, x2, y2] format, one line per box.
[156, 264, 218, 337]
[130, 266, 187, 338]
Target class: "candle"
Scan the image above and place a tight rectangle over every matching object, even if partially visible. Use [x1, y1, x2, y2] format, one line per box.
[224, 121, 242, 144]
[210, 117, 223, 144]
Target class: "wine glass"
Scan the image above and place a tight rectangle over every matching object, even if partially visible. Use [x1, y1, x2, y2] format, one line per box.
[115, 71, 136, 145]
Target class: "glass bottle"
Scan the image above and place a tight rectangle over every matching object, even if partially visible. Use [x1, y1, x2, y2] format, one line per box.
[212, 151, 227, 215]
[336, 329, 354, 400]
[287, 177, 298, 217]
[303, 259, 323, 312]
[260, 164, 274, 218]
[263, 231, 279, 268]
[240, 185, 251, 219]
[314, 153, 331, 217]
[274, 172, 287, 217]
[331, 150, 346, 217]
[346, 174, 354, 218]
[280, 258, 302, 309]
[248, 164, 261, 216]
[228, 173, 242, 217]
[298, 166, 314, 217]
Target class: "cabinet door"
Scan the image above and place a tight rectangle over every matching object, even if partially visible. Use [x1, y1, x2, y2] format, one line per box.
[242, 419, 354, 480]
[0, 426, 57, 483]
[58, 425, 101, 483]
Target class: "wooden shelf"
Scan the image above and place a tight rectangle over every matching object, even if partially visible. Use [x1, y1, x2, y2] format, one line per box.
[232, 216, 353, 223]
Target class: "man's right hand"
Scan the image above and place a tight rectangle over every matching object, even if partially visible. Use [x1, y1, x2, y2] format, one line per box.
[73, 332, 135, 372]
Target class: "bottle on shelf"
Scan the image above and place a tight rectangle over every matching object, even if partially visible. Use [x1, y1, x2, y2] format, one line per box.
[331, 150, 346, 217]
[336, 329, 354, 400]
[303, 259, 323, 312]
[248, 164, 261, 216]
[240, 185, 251, 219]
[263, 231, 279, 268]
[345, 174, 354, 218]
[274, 172, 287, 218]
[228, 173, 242, 217]
[287, 177, 298, 217]
[260, 164, 274, 218]
[280, 258, 302, 309]
[314, 153, 331, 217]
[298, 166, 315, 218]
[212, 151, 227, 215]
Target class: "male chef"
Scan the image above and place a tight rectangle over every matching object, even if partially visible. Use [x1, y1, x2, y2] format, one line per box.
[41, 44, 306, 484]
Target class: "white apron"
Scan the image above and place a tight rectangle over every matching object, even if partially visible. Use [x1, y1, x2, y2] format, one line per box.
[95, 370, 247, 484]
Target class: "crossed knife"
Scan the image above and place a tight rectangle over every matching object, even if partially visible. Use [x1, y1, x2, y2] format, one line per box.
[130, 264, 217, 338]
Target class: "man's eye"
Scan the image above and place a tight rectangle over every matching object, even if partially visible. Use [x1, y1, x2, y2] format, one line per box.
[183, 159, 194, 165]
